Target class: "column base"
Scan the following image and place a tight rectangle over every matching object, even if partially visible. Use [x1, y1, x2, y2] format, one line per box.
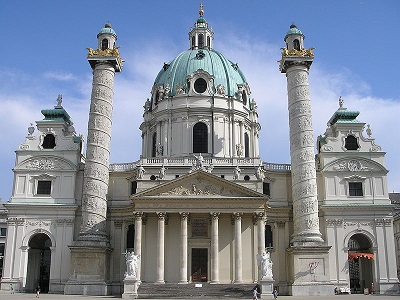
[64, 245, 113, 295]
[286, 244, 334, 296]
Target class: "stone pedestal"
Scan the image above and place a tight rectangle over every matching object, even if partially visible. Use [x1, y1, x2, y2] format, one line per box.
[286, 245, 334, 296]
[64, 246, 112, 295]
[260, 279, 274, 299]
[122, 277, 139, 299]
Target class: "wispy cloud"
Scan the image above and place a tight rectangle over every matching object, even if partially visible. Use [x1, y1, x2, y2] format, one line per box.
[43, 71, 77, 81]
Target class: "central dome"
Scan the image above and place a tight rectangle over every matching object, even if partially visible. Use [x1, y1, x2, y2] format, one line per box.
[154, 49, 247, 97]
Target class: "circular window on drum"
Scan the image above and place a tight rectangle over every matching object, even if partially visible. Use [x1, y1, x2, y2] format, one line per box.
[194, 78, 207, 94]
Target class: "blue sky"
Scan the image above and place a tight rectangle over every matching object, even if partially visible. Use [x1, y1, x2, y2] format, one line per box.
[0, 0, 399, 201]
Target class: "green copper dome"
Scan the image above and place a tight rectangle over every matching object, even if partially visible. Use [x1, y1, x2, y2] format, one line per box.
[154, 49, 247, 97]
[97, 23, 117, 38]
[285, 24, 304, 40]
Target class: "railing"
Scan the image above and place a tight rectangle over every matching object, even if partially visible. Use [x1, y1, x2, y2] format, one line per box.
[109, 157, 291, 173]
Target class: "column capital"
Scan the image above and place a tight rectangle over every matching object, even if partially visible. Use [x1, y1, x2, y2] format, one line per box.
[179, 212, 189, 220]
[134, 212, 144, 220]
[156, 212, 167, 219]
[233, 212, 243, 219]
[210, 212, 220, 220]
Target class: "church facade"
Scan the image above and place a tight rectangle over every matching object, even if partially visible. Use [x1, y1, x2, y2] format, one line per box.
[1, 7, 398, 296]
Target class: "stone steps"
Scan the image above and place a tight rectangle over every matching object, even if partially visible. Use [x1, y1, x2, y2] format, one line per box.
[137, 283, 256, 298]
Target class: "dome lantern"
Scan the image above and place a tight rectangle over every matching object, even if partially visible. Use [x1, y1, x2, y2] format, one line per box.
[284, 23, 305, 51]
[97, 22, 117, 51]
[189, 3, 214, 50]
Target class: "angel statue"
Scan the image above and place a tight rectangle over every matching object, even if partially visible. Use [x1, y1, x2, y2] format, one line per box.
[256, 252, 273, 280]
[124, 251, 140, 279]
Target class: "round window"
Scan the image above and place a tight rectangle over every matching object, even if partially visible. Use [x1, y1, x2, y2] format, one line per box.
[194, 78, 207, 94]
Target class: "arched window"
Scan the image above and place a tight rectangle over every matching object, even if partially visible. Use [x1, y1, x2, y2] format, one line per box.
[154, 91, 160, 106]
[131, 181, 137, 194]
[242, 91, 247, 105]
[193, 122, 208, 153]
[101, 38, 108, 50]
[42, 134, 56, 149]
[207, 36, 211, 49]
[265, 225, 273, 249]
[126, 224, 135, 250]
[152, 132, 157, 157]
[244, 133, 249, 158]
[345, 135, 359, 150]
[192, 36, 195, 49]
[293, 39, 300, 50]
[198, 34, 204, 49]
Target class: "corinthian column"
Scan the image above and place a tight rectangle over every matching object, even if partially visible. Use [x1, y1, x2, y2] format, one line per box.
[233, 212, 243, 283]
[179, 212, 189, 284]
[156, 212, 166, 283]
[134, 212, 143, 281]
[210, 212, 220, 284]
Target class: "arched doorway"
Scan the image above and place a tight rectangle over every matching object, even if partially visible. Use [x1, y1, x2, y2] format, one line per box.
[26, 233, 52, 293]
[348, 233, 374, 294]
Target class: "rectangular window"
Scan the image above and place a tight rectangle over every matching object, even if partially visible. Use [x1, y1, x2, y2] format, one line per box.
[263, 182, 270, 196]
[0, 228, 6, 236]
[37, 180, 51, 195]
[349, 182, 363, 196]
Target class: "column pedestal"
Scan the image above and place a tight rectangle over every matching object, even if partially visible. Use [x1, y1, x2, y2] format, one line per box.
[122, 277, 139, 299]
[64, 246, 113, 295]
[286, 245, 333, 296]
[260, 279, 274, 299]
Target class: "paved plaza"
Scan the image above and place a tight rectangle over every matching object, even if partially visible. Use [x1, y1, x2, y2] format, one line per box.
[0, 292, 399, 300]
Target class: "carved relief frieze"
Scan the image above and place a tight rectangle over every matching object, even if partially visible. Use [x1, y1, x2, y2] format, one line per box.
[326, 219, 343, 227]
[289, 102, 312, 119]
[90, 102, 112, 119]
[89, 115, 112, 132]
[292, 148, 316, 166]
[343, 221, 373, 229]
[93, 71, 114, 87]
[58, 219, 75, 226]
[331, 159, 374, 172]
[374, 218, 392, 227]
[290, 131, 314, 149]
[82, 195, 107, 216]
[291, 162, 316, 182]
[7, 217, 25, 225]
[86, 147, 109, 165]
[83, 179, 108, 198]
[288, 72, 308, 87]
[25, 219, 51, 227]
[25, 157, 68, 171]
[86, 131, 111, 149]
[93, 85, 113, 102]
[288, 86, 310, 101]
[293, 182, 317, 199]
[293, 199, 317, 216]
[84, 165, 109, 182]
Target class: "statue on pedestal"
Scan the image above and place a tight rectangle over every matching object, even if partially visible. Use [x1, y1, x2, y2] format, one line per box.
[124, 251, 140, 279]
[257, 252, 273, 280]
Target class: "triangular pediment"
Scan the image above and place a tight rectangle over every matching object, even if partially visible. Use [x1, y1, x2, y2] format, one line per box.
[133, 170, 265, 198]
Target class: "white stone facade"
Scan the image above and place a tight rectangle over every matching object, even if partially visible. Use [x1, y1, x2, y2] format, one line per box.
[0, 12, 399, 297]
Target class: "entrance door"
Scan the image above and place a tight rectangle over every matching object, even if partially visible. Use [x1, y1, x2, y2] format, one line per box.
[26, 233, 52, 293]
[191, 248, 208, 282]
[348, 234, 374, 294]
